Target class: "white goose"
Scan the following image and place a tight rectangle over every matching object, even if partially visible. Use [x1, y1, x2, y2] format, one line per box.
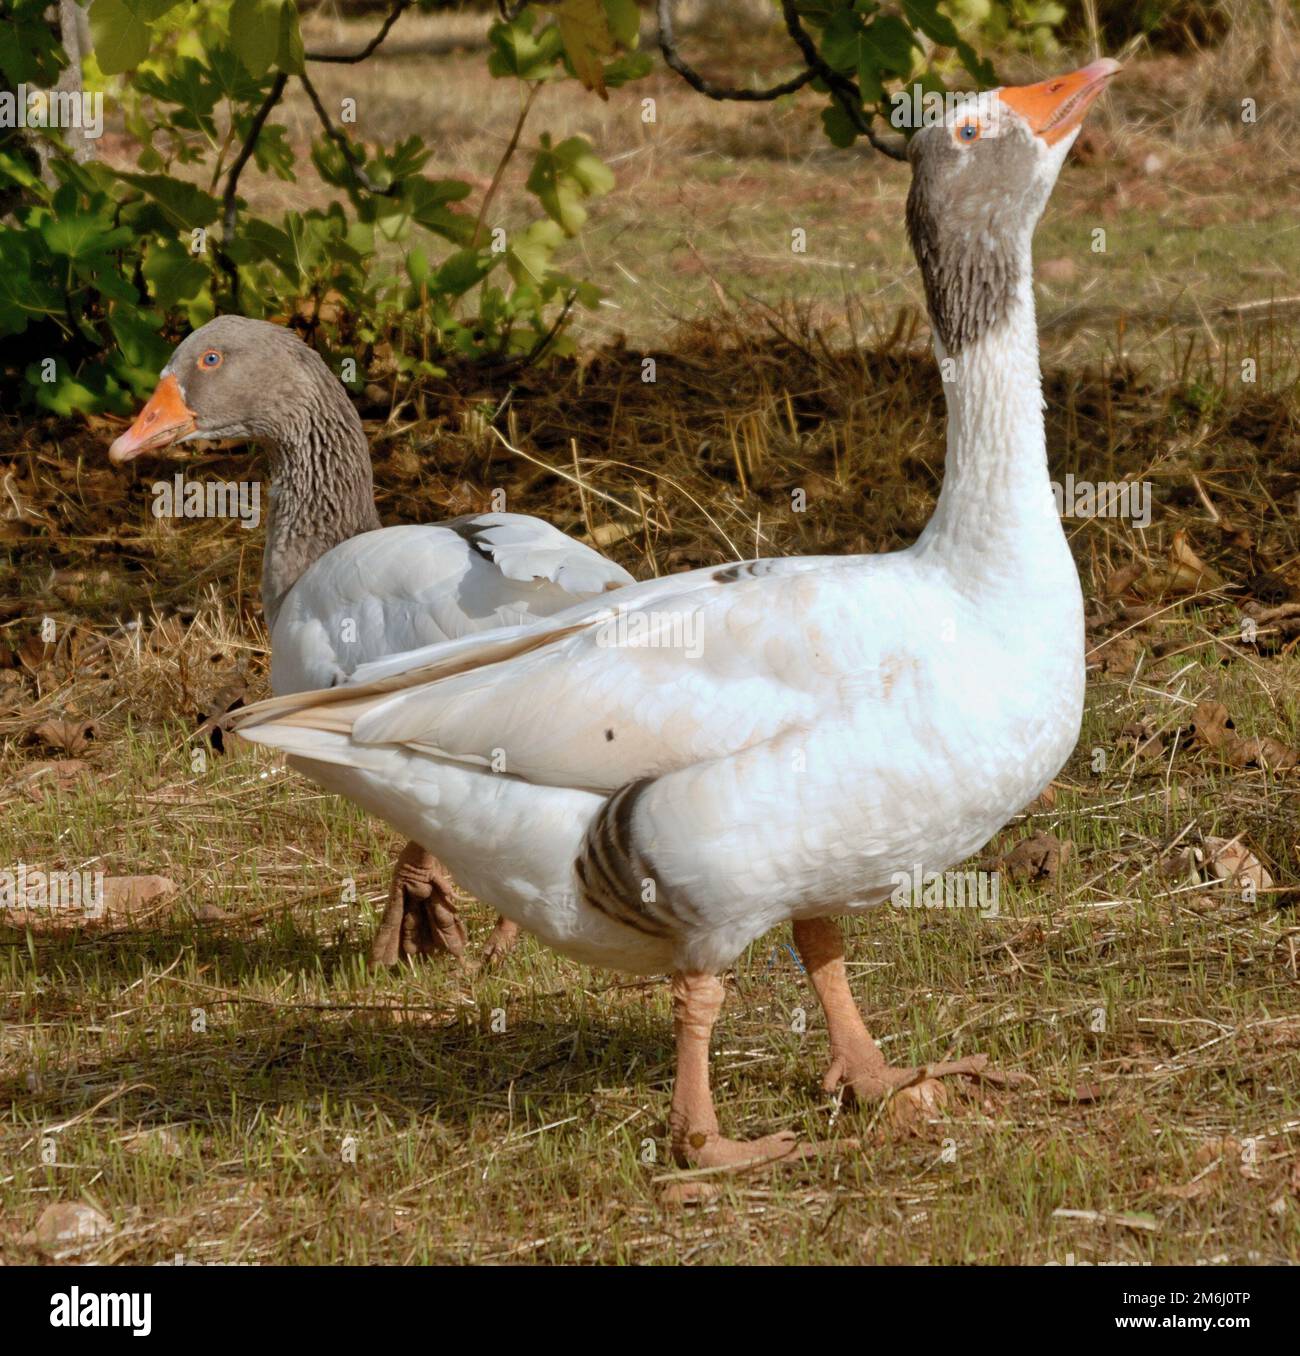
[107, 316, 634, 966]
[229, 61, 1117, 1168]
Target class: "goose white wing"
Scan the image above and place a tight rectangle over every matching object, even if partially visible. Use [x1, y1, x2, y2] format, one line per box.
[270, 513, 634, 694]
[245, 553, 911, 796]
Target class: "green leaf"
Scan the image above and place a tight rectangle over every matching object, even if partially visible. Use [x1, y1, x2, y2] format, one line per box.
[526, 135, 613, 236]
[237, 217, 298, 276]
[506, 217, 565, 287]
[821, 10, 869, 75]
[601, 50, 653, 88]
[900, 0, 955, 43]
[406, 247, 430, 286]
[39, 213, 133, 260]
[90, 0, 178, 76]
[276, 0, 306, 74]
[549, 0, 616, 98]
[863, 16, 918, 76]
[0, 232, 61, 336]
[0, 148, 45, 193]
[114, 172, 221, 232]
[108, 303, 170, 372]
[821, 101, 859, 148]
[434, 247, 497, 297]
[407, 180, 475, 245]
[26, 359, 110, 416]
[603, 0, 640, 47]
[142, 238, 209, 308]
[488, 13, 566, 80]
[229, 0, 282, 77]
[820, 10, 881, 103]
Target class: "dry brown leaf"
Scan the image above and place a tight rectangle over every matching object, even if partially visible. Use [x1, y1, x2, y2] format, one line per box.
[545, 0, 614, 100]
[1134, 531, 1222, 599]
[1160, 530, 1222, 595]
[1021, 783, 1057, 814]
[1187, 700, 1234, 749]
[658, 1180, 722, 1207]
[1159, 845, 1201, 884]
[190, 666, 248, 755]
[1089, 632, 1140, 676]
[15, 635, 54, 671]
[1203, 838, 1272, 897]
[1102, 562, 1144, 598]
[31, 717, 97, 756]
[1159, 1170, 1220, 1200]
[886, 1077, 949, 1135]
[24, 1202, 112, 1254]
[20, 758, 92, 799]
[1120, 719, 1164, 759]
[988, 831, 1073, 882]
[120, 1126, 183, 1158]
[102, 875, 176, 919]
[1186, 701, 1300, 770]
[1223, 736, 1300, 771]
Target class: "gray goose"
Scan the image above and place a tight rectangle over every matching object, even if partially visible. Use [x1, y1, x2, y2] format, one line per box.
[109, 315, 634, 966]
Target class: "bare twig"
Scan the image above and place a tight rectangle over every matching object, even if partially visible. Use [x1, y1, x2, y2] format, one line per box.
[221, 72, 289, 241]
[306, 0, 411, 64]
[509, 288, 579, 374]
[219, 71, 289, 306]
[473, 82, 540, 246]
[778, 1, 906, 161]
[298, 69, 398, 197]
[656, 0, 814, 102]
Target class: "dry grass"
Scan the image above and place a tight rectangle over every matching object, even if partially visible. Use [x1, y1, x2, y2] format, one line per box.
[2, 16, 1300, 1264]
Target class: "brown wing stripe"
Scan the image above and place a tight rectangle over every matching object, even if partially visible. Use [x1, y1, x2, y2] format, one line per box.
[575, 778, 675, 938]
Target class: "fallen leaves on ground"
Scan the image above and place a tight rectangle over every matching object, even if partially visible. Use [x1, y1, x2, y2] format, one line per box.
[1, 873, 175, 932]
[1185, 699, 1300, 770]
[984, 831, 1074, 882]
[1161, 836, 1272, 900]
[30, 716, 97, 756]
[885, 1077, 949, 1135]
[23, 1202, 113, 1255]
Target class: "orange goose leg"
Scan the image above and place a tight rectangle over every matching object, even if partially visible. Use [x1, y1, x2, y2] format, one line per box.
[368, 843, 522, 968]
[480, 916, 521, 966]
[669, 972, 806, 1170]
[791, 917, 1028, 1098]
[369, 841, 466, 967]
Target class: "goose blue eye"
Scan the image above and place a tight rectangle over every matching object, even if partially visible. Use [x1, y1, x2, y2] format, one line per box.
[198, 350, 222, 370]
[959, 123, 980, 142]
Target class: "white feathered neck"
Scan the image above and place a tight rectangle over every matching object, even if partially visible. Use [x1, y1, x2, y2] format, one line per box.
[913, 262, 1074, 611]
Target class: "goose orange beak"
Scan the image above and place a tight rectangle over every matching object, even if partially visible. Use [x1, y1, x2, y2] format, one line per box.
[998, 58, 1120, 145]
[109, 374, 198, 464]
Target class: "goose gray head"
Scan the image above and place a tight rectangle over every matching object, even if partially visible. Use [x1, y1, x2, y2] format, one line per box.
[109, 314, 382, 627]
[905, 59, 1119, 354]
[108, 314, 364, 463]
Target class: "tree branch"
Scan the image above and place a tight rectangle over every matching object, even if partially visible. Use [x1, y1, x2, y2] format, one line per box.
[219, 71, 289, 306]
[472, 82, 539, 247]
[656, 0, 814, 102]
[778, 1, 906, 161]
[222, 71, 288, 240]
[305, 0, 411, 64]
[298, 68, 399, 197]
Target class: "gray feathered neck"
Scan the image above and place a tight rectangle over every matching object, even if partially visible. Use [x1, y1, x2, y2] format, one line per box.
[261, 373, 381, 628]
